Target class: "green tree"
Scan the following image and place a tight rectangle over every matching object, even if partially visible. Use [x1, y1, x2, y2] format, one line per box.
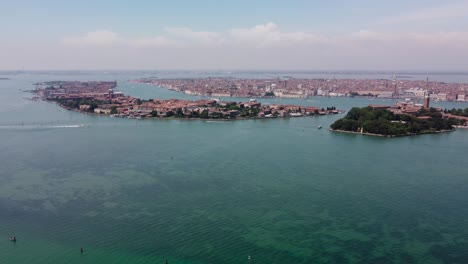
[330, 106, 453, 136]
[110, 106, 118, 114]
[200, 110, 209, 119]
[89, 102, 98, 112]
[175, 108, 184, 117]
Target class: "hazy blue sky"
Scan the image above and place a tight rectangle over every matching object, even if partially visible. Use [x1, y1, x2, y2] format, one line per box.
[2, 0, 468, 70]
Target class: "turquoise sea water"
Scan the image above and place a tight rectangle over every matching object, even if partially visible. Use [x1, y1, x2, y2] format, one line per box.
[0, 72, 468, 263]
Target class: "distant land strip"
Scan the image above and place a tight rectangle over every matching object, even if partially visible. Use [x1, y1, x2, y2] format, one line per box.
[32, 81, 342, 120]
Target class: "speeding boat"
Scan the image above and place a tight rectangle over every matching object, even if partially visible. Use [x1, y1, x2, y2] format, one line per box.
[9, 236, 16, 242]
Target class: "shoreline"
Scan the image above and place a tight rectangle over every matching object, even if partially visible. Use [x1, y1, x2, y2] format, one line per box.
[129, 79, 468, 103]
[33, 80, 341, 122]
[140, 83, 468, 103]
[330, 128, 455, 138]
[49, 100, 326, 121]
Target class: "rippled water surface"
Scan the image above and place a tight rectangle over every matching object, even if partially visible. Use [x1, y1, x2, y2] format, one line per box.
[0, 72, 467, 263]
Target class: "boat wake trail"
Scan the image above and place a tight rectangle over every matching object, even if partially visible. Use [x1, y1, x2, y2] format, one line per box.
[0, 124, 87, 131]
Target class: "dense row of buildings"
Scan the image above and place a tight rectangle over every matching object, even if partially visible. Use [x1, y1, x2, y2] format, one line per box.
[33, 81, 340, 119]
[36, 81, 118, 98]
[368, 98, 467, 127]
[130, 77, 468, 101]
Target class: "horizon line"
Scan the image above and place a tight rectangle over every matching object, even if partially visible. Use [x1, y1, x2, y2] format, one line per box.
[1, 69, 468, 74]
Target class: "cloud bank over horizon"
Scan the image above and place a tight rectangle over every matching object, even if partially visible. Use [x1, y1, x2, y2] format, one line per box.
[48, 22, 468, 71]
[2, 1, 468, 71]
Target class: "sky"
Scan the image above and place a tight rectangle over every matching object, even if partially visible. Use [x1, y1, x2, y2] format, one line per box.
[2, 0, 468, 71]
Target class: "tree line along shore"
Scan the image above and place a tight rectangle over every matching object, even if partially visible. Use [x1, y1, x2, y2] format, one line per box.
[330, 106, 466, 137]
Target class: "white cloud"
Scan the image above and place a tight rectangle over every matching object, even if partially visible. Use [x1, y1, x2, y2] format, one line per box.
[230, 22, 326, 45]
[230, 22, 280, 44]
[18, 22, 468, 70]
[381, 2, 468, 24]
[164, 27, 223, 44]
[61, 28, 222, 47]
[61, 30, 122, 46]
[130, 36, 175, 47]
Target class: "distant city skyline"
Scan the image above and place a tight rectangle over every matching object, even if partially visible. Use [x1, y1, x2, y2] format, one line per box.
[2, 0, 468, 71]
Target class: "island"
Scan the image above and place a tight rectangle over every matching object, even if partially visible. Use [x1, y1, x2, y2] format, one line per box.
[32, 81, 342, 120]
[130, 77, 468, 101]
[330, 104, 465, 137]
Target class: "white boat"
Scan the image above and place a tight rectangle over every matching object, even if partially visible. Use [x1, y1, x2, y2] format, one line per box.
[318, 125, 322, 129]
